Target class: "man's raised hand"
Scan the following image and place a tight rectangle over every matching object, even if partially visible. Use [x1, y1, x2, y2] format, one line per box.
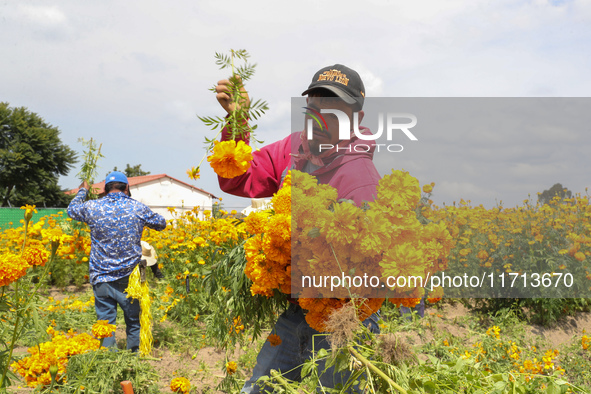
[215, 75, 250, 115]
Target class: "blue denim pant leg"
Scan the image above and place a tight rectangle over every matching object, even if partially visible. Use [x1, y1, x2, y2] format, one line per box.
[315, 313, 380, 392]
[93, 276, 140, 351]
[242, 304, 307, 393]
[241, 304, 380, 394]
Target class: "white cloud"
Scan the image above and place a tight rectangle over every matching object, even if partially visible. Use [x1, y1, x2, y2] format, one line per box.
[18, 5, 67, 25]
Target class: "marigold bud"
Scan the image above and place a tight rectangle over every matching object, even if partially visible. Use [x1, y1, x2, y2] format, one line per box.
[49, 364, 59, 381]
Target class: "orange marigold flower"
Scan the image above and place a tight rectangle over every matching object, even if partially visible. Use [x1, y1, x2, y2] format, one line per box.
[23, 247, 50, 267]
[574, 251, 586, 262]
[400, 297, 422, 308]
[267, 334, 282, 347]
[91, 320, 116, 339]
[170, 377, 191, 393]
[207, 140, 253, 179]
[476, 250, 489, 261]
[427, 286, 443, 304]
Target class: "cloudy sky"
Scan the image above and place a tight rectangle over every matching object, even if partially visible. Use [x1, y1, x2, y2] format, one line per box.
[2, 0, 591, 210]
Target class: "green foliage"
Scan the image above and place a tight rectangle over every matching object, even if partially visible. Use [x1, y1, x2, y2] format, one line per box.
[440, 195, 591, 326]
[199, 49, 269, 139]
[39, 291, 96, 335]
[470, 298, 591, 326]
[112, 163, 151, 178]
[48, 254, 89, 288]
[538, 183, 572, 206]
[77, 138, 103, 200]
[64, 350, 160, 394]
[559, 338, 591, 389]
[0, 102, 77, 207]
[156, 233, 282, 348]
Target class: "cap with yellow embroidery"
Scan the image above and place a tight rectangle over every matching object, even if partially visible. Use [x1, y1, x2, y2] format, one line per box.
[301, 64, 365, 110]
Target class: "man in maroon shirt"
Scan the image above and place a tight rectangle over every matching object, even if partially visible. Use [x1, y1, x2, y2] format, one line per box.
[214, 64, 380, 393]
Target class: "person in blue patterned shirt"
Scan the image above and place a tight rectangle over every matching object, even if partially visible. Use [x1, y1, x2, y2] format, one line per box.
[68, 171, 166, 351]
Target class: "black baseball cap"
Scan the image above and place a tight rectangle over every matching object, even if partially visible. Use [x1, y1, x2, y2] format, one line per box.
[301, 64, 365, 110]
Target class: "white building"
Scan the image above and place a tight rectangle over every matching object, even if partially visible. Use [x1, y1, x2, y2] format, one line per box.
[68, 174, 218, 221]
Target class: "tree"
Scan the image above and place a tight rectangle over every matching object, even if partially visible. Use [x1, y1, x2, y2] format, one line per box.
[538, 183, 572, 205]
[111, 164, 151, 178]
[0, 103, 77, 207]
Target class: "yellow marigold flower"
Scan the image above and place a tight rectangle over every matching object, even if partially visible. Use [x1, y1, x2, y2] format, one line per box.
[21, 204, 37, 223]
[486, 325, 501, 339]
[575, 251, 586, 262]
[186, 166, 201, 180]
[226, 361, 238, 375]
[207, 140, 253, 179]
[244, 210, 270, 234]
[582, 335, 590, 350]
[459, 248, 472, 257]
[422, 184, 433, 194]
[170, 377, 191, 393]
[11, 330, 100, 387]
[91, 320, 116, 339]
[267, 334, 282, 347]
[0, 253, 29, 287]
[272, 186, 291, 215]
[381, 243, 425, 285]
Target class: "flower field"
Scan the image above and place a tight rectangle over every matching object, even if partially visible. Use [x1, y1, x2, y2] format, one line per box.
[2, 175, 591, 393]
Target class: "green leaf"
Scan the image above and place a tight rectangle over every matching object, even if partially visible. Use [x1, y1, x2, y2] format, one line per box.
[423, 381, 438, 393]
[546, 383, 561, 394]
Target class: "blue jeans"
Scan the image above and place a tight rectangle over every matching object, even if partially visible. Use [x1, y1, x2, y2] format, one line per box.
[242, 303, 380, 393]
[93, 276, 140, 351]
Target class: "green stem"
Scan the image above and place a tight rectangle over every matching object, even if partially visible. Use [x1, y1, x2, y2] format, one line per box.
[0, 283, 20, 387]
[270, 370, 309, 394]
[347, 345, 407, 394]
[230, 50, 238, 139]
[79, 339, 104, 382]
[20, 221, 29, 255]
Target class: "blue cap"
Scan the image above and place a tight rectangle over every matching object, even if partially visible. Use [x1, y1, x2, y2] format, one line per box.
[105, 171, 128, 185]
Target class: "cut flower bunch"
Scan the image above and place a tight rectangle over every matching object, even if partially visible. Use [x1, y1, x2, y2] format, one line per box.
[244, 169, 454, 331]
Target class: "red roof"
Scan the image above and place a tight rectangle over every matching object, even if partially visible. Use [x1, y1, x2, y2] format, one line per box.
[66, 173, 218, 198]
